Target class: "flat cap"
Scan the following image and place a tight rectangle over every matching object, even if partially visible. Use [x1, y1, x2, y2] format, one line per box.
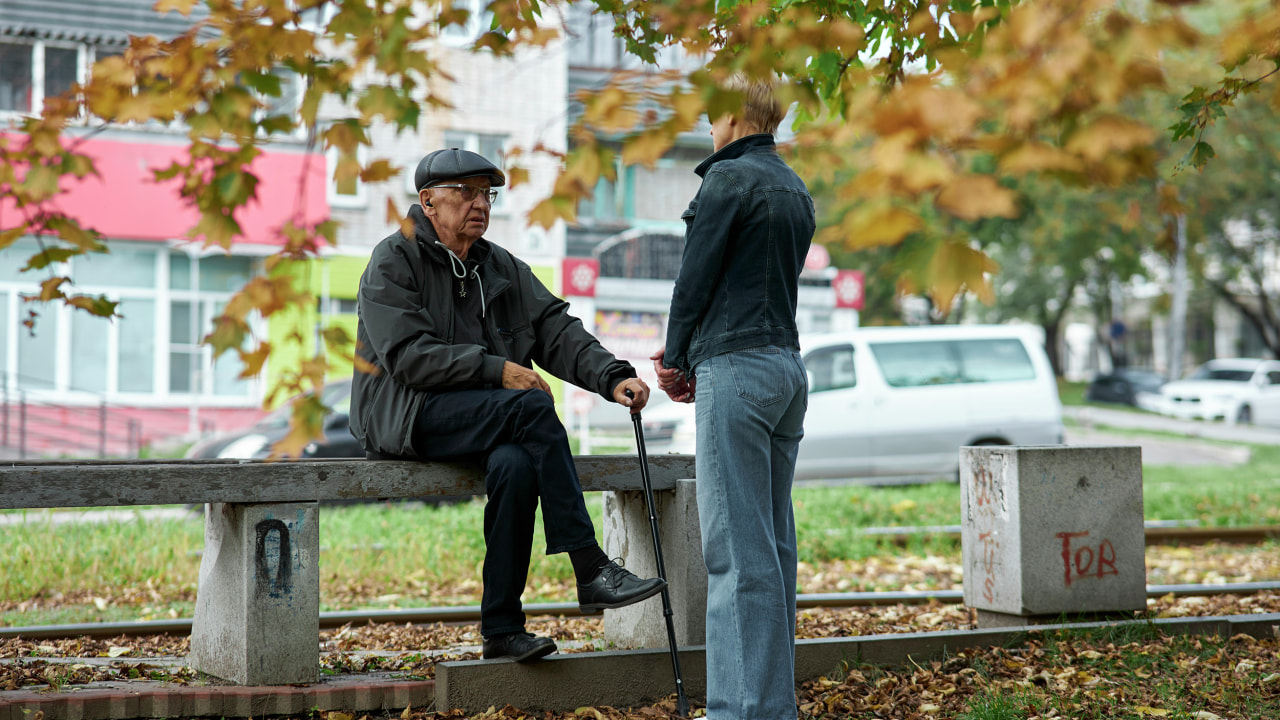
[414, 148, 506, 191]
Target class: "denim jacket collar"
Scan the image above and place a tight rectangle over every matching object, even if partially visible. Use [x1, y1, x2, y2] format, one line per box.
[694, 134, 777, 178]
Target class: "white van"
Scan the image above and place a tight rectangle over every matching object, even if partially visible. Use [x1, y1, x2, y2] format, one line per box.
[642, 324, 1064, 482]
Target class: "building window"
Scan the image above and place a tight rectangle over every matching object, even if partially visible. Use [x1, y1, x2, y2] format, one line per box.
[0, 42, 34, 112]
[440, 0, 495, 45]
[0, 40, 84, 116]
[327, 142, 368, 208]
[168, 253, 256, 399]
[579, 174, 623, 222]
[566, 7, 623, 69]
[0, 241, 257, 402]
[247, 66, 306, 138]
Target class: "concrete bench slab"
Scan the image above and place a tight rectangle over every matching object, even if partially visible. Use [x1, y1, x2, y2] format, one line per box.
[0, 455, 698, 686]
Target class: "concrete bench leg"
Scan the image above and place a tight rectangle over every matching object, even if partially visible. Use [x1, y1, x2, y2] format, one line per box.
[189, 501, 320, 685]
[601, 479, 706, 648]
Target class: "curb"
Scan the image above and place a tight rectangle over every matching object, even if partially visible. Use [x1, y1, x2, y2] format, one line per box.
[0, 673, 434, 720]
[5, 612, 1279, 719]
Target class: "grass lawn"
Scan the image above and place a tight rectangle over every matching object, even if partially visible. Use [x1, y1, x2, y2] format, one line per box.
[4, 426, 1280, 627]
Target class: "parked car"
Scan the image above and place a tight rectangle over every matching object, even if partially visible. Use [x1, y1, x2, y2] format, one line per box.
[1085, 368, 1167, 407]
[1158, 358, 1280, 424]
[185, 380, 361, 460]
[186, 379, 474, 505]
[642, 324, 1065, 483]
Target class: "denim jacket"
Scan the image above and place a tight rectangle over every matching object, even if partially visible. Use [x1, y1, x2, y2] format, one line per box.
[663, 134, 816, 375]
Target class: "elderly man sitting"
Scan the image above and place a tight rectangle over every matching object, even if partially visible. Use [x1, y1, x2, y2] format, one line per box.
[349, 148, 665, 662]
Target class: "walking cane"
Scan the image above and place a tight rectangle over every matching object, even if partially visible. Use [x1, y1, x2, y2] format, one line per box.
[626, 390, 691, 718]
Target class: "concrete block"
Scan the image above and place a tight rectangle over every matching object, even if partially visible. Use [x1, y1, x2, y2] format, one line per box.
[436, 646, 707, 714]
[188, 502, 320, 685]
[960, 446, 1145, 618]
[601, 479, 706, 648]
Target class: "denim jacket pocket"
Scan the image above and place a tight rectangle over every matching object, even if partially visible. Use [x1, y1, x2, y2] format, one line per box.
[726, 347, 784, 407]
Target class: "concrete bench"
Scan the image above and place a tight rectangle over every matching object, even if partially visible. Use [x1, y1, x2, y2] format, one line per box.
[0, 455, 701, 686]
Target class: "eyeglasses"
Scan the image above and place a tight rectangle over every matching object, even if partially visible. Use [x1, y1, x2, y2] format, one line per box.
[429, 184, 499, 205]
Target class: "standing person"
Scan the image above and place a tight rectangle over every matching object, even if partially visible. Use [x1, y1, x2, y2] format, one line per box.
[652, 75, 815, 719]
[351, 148, 666, 663]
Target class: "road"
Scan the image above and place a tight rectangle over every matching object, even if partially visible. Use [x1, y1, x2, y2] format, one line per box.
[1064, 405, 1280, 466]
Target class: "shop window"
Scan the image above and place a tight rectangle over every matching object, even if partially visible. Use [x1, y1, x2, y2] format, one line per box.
[72, 247, 158, 288]
[71, 308, 110, 393]
[16, 308, 58, 391]
[118, 298, 155, 394]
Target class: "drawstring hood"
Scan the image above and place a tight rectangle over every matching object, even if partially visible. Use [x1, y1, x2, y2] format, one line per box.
[436, 240, 486, 318]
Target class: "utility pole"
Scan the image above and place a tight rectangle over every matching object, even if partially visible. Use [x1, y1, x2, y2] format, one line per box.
[1169, 213, 1188, 380]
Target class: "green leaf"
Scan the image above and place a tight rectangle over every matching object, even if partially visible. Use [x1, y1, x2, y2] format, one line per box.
[66, 294, 120, 318]
[22, 247, 79, 270]
[240, 71, 282, 98]
[1188, 141, 1216, 170]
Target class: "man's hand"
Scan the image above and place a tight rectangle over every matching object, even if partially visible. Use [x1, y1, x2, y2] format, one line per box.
[502, 361, 552, 398]
[650, 347, 696, 403]
[613, 377, 650, 414]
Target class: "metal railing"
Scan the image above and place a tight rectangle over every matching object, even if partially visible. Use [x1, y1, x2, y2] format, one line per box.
[0, 386, 143, 460]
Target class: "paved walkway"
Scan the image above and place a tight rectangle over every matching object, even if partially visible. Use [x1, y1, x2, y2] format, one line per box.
[1065, 405, 1280, 445]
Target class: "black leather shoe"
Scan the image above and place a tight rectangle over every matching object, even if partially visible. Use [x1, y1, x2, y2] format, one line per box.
[577, 559, 666, 614]
[481, 632, 557, 662]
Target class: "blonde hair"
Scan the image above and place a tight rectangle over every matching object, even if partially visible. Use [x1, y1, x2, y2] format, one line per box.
[724, 73, 784, 135]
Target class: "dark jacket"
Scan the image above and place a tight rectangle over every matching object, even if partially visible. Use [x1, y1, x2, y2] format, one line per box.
[664, 134, 816, 375]
[350, 204, 635, 457]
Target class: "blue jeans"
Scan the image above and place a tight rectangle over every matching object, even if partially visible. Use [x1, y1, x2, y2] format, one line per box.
[694, 346, 807, 720]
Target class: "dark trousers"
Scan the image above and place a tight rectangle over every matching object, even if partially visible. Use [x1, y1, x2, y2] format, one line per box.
[410, 388, 597, 637]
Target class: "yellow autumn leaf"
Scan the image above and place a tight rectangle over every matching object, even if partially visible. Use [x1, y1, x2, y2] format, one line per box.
[237, 342, 271, 380]
[1134, 707, 1170, 717]
[154, 0, 198, 15]
[836, 205, 923, 249]
[528, 196, 576, 230]
[999, 142, 1085, 176]
[360, 159, 399, 183]
[926, 239, 1000, 314]
[204, 316, 247, 359]
[622, 130, 677, 168]
[505, 164, 530, 188]
[935, 175, 1019, 221]
[581, 85, 640, 132]
[1064, 115, 1157, 162]
[37, 276, 70, 301]
[269, 392, 328, 459]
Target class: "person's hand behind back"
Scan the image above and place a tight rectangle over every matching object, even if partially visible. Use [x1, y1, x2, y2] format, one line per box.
[650, 348, 696, 403]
